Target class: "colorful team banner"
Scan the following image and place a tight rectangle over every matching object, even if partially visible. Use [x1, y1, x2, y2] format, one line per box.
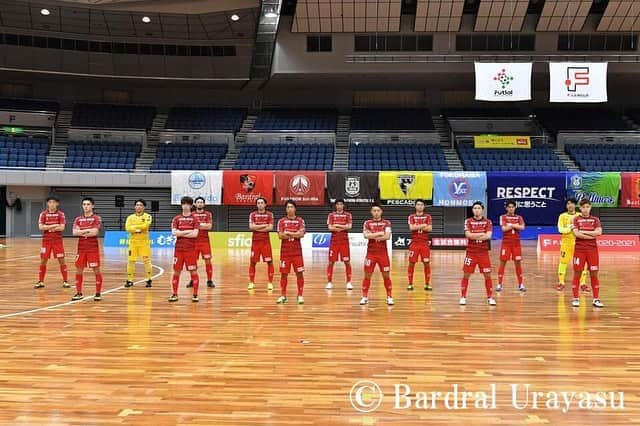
[566, 172, 620, 208]
[327, 172, 378, 204]
[474, 62, 532, 102]
[222, 171, 274, 206]
[379, 171, 433, 206]
[473, 135, 531, 149]
[104, 231, 177, 248]
[620, 172, 640, 208]
[171, 171, 222, 205]
[274, 171, 326, 206]
[487, 172, 567, 225]
[433, 171, 486, 207]
[549, 62, 608, 103]
[537, 234, 640, 253]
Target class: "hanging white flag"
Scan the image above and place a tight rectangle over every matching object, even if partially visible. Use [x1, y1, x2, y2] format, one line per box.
[549, 62, 608, 103]
[475, 62, 532, 102]
[171, 171, 223, 205]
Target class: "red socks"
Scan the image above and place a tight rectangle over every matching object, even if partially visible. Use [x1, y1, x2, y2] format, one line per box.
[172, 273, 179, 295]
[75, 273, 83, 293]
[39, 264, 46, 282]
[362, 278, 371, 297]
[205, 263, 213, 281]
[267, 263, 274, 283]
[424, 263, 431, 285]
[191, 273, 199, 294]
[498, 264, 505, 284]
[280, 276, 288, 296]
[296, 275, 304, 296]
[95, 274, 103, 294]
[407, 263, 415, 284]
[484, 277, 493, 298]
[345, 264, 352, 282]
[249, 263, 256, 282]
[327, 264, 334, 282]
[591, 276, 600, 298]
[515, 263, 523, 285]
[572, 272, 580, 298]
[383, 277, 392, 297]
[460, 277, 469, 297]
[60, 264, 68, 282]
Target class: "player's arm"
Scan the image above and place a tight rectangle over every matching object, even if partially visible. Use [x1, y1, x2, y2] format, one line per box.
[558, 215, 572, 234]
[72, 224, 84, 237]
[184, 229, 199, 238]
[408, 217, 422, 232]
[277, 220, 290, 240]
[199, 216, 213, 231]
[290, 223, 306, 239]
[513, 217, 526, 231]
[573, 228, 594, 239]
[375, 226, 391, 241]
[580, 226, 603, 238]
[363, 226, 384, 239]
[422, 216, 433, 233]
[139, 214, 152, 232]
[500, 216, 512, 232]
[125, 214, 138, 233]
[84, 218, 101, 237]
[38, 213, 54, 232]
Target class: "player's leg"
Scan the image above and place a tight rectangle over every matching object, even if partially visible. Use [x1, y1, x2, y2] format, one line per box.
[295, 266, 305, 304]
[480, 253, 495, 304]
[460, 255, 476, 304]
[343, 245, 353, 289]
[587, 251, 602, 307]
[168, 254, 183, 302]
[187, 247, 200, 288]
[360, 257, 375, 305]
[381, 265, 393, 306]
[56, 250, 70, 288]
[513, 245, 525, 291]
[570, 251, 585, 307]
[35, 244, 51, 288]
[187, 255, 199, 302]
[125, 244, 138, 287]
[277, 259, 291, 303]
[422, 246, 432, 291]
[497, 245, 509, 291]
[72, 253, 86, 300]
[326, 245, 336, 289]
[141, 242, 153, 287]
[407, 245, 418, 290]
[204, 258, 214, 288]
[92, 265, 103, 301]
[264, 243, 275, 291]
[557, 244, 570, 290]
[248, 244, 258, 290]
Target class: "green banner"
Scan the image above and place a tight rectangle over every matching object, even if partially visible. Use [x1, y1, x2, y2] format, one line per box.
[566, 172, 621, 207]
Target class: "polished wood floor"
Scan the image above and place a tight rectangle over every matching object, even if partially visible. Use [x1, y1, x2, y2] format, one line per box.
[0, 238, 638, 425]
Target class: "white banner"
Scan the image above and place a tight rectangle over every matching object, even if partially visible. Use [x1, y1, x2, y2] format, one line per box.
[474, 62, 532, 102]
[171, 171, 222, 205]
[549, 62, 608, 103]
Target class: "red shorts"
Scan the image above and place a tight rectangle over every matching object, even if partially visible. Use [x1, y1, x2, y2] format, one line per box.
[463, 251, 492, 274]
[173, 251, 197, 272]
[280, 256, 304, 274]
[408, 242, 430, 263]
[500, 244, 522, 262]
[195, 240, 212, 260]
[75, 251, 100, 268]
[573, 249, 599, 272]
[329, 242, 350, 262]
[41, 240, 65, 260]
[251, 240, 273, 263]
[364, 252, 391, 274]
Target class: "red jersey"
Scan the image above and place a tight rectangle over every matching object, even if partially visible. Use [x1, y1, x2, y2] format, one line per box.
[465, 217, 492, 254]
[73, 214, 101, 252]
[500, 214, 524, 245]
[39, 209, 65, 242]
[408, 213, 431, 245]
[573, 215, 601, 251]
[193, 209, 213, 243]
[277, 216, 305, 258]
[363, 218, 391, 255]
[327, 211, 352, 244]
[250, 210, 274, 243]
[172, 213, 200, 253]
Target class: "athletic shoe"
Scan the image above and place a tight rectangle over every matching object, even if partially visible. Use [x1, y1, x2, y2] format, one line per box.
[186, 281, 194, 288]
[248, 282, 255, 291]
[93, 293, 101, 301]
[207, 280, 215, 288]
[424, 284, 433, 291]
[325, 282, 333, 290]
[496, 284, 503, 292]
[556, 283, 565, 291]
[571, 298, 580, 307]
[62, 281, 70, 288]
[487, 297, 497, 306]
[297, 296, 305, 305]
[145, 280, 152, 288]
[459, 297, 467, 306]
[518, 284, 526, 292]
[267, 283, 274, 291]
[346, 282, 353, 290]
[192, 295, 199, 303]
[34, 281, 45, 289]
[386, 297, 395, 306]
[580, 284, 590, 293]
[359, 297, 369, 305]
[406, 284, 414, 291]
[168, 294, 178, 303]
[124, 281, 134, 288]
[276, 296, 288, 304]
[71, 293, 83, 301]
[592, 299, 604, 308]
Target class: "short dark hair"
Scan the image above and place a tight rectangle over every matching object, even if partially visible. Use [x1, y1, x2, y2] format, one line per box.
[180, 196, 194, 205]
[194, 196, 205, 204]
[82, 197, 94, 205]
[46, 195, 59, 202]
[472, 201, 484, 209]
[566, 197, 578, 205]
[370, 203, 383, 210]
[256, 197, 267, 205]
[579, 198, 591, 206]
[134, 198, 146, 207]
[285, 199, 297, 209]
[414, 199, 426, 206]
[334, 199, 345, 205]
[505, 199, 516, 207]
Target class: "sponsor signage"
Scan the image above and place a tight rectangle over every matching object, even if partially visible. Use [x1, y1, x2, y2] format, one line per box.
[274, 171, 325, 206]
[549, 62, 608, 103]
[537, 234, 640, 253]
[171, 171, 222, 205]
[327, 172, 378, 204]
[475, 62, 532, 102]
[379, 171, 433, 206]
[223, 171, 274, 206]
[433, 171, 486, 207]
[473, 135, 531, 149]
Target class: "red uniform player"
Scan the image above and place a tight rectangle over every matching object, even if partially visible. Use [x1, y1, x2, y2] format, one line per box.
[248, 197, 275, 291]
[326, 199, 353, 291]
[188, 196, 215, 289]
[71, 197, 102, 301]
[276, 200, 306, 305]
[360, 204, 393, 306]
[497, 200, 526, 293]
[460, 201, 496, 306]
[35, 195, 69, 289]
[407, 199, 432, 291]
[571, 198, 604, 308]
[169, 196, 200, 303]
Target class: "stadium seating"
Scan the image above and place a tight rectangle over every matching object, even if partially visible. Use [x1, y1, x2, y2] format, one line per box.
[253, 109, 337, 132]
[234, 143, 334, 170]
[351, 108, 435, 131]
[348, 143, 448, 171]
[0, 135, 48, 168]
[0, 98, 59, 112]
[64, 141, 140, 170]
[152, 143, 228, 170]
[566, 143, 640, 172]
[457, 142, 566, 171]
[165, 107, 246, 132]
[72, 103, 156, 129]
[536, 109, 631, 133]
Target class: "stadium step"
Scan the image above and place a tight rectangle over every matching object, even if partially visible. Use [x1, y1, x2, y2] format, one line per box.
[219, 114, 257, 169]
[137, 113, 167, 170]
[333, 114, 351, 170]
[432, 116, 453, 149]
[47, 110, 73, 169]
[554, 148, 580, 171]
[443, 148, 464, 171]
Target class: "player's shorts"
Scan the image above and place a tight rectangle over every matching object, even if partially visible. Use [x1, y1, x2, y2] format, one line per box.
[559, 242, 575, 265]
[173, 251, 197, 272]
[128, 242, 151, 261]
[463, 251, 492, 274]
[280, 256, 304, 274]
[195, 240, 212, 260]
[251, 240, 273, 263]
[41, 240, 65, 260]
[408, 242, 430, 263]
[573, 249, 599, 272]
[364, 252, 391, 274]
[75, 251, 101, 268]
[499, 243, 522, 262]
[329, 242, 350, 262]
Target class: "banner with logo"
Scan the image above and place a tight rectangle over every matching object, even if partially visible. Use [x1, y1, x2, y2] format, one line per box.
[620, 172, 640, 208]
[487, 172, 566, 225]
[549, 62, 608, 103]
[104, 231, 178, 248]
[566, 172, 620, 208]
[474, 62, 532, 102]
[379, 171, 433, 206]
[274, 171, 325, 206]
[171, 171, 222, 205]
[327, 172, 378, 204]
[433, 171, 486, 207]
[538, 234, 640, 253]
[473, 135, 531, 149]
[223, 171, 274, 206]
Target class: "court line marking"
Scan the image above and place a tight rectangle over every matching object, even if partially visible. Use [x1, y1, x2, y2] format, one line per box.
[0, 264, 165, 320]
[0, 255, 40, 262]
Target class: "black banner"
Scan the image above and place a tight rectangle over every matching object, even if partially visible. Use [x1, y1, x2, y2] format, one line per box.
[327, 172, 378, 204]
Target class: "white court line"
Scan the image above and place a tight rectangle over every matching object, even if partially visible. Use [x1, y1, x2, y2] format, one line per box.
[0, 264, 165, 320]
[0, 255, 40, 262]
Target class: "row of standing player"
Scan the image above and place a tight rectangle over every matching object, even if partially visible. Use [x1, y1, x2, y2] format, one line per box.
[35, 195, 604, 308]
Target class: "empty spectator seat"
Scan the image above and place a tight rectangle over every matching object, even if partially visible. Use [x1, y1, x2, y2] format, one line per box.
[457, 142, 566, 171]
[152, 143, 228, 170]
[351, 108, 435, 131]
[348, 143, 448, 171]
[0, 135, 49, 168]
[253, 109, 337, 132]
[64, 141, 141, 170]
[566, 143, 640, 172]
[234, 143, 334, 170]
[72, 104, 156, 129]
[165, 107, 246, 132]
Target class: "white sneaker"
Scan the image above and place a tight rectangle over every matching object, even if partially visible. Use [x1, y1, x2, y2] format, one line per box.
[571, 298, 580, 307]
[297, 296, 305, 305]
[359, 297, 368, 305]
[592, 299, 604, 308]
[496, 284, 503, 292]
[325, 282, 333, 290]
[386, 297, 394, 306]
[518, 284, 526, 292]
[487, 297, 497, 306]
[346, 282, 353, 290]
[459, 297, 467, 305]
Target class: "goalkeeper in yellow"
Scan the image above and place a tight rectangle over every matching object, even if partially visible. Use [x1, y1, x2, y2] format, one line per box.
[124, 199, 153, 288]
[556, 197, 587, 292]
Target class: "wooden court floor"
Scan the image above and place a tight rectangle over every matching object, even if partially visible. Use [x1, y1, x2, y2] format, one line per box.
[0, 238, 638, 425]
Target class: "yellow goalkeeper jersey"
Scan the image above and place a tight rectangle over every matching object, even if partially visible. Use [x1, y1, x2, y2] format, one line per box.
[125, 212, 152, 244]
[557, 212, 578, 245]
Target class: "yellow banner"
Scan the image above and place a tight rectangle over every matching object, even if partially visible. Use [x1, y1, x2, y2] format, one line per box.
[474, 135, 531, 149]
[379, 171, 433, 204]
[209, 232, 280, 250]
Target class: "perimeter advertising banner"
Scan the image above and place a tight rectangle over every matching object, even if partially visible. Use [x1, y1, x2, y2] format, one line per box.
[620, 172, 640, 208]
[433, 171, 487, 207]
[473, 135, 531, 149]
[327, 172, 378, 204]
[274, 171, 325, 206]
[379, 171, 433, 206]
[565, 172, 620, 208]
[223, 171, 274, 206]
